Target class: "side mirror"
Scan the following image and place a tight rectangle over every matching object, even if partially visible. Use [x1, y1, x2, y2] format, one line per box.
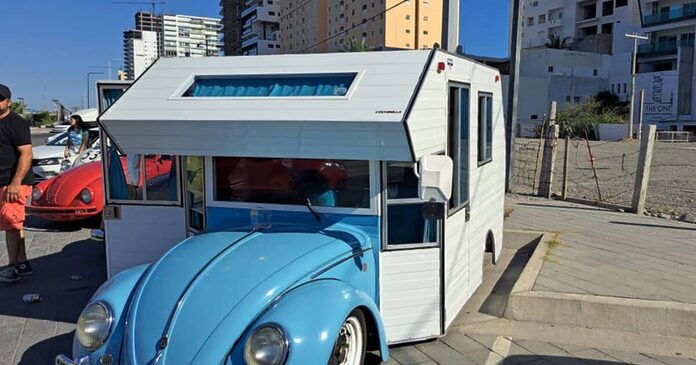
[418, 155, 453, 203]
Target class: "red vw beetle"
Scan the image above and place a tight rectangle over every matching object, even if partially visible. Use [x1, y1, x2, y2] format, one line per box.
[28, 156, 173, 222]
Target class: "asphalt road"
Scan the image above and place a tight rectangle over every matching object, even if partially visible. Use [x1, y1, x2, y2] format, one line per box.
[30, 128, 53, 147]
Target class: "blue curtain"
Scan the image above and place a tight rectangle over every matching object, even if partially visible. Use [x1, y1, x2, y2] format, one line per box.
[108, 147, 128, 200]
[188, 74, 356, 97]
[103, 89, 126, 109]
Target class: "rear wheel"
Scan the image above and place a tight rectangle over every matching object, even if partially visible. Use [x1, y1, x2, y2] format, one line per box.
[328, 309, 367, 365]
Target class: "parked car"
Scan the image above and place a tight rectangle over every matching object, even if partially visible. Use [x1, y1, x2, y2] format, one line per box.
[50, 108, 98, 133]
[32, 128, 100, 182]
[28, 156, 173, 222]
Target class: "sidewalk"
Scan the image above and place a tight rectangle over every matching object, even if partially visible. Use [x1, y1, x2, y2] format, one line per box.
[503, 196, 696, 337]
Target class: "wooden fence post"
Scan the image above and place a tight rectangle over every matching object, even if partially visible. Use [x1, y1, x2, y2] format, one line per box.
[631, 125, 657, 214]
[561, 135, 570, 200]
[538, 101, 559, 198]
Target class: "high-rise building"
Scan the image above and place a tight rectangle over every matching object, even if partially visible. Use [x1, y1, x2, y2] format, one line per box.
[520, 0, 641, 55]
[162, 14, 223, 57]
[123, 30, 160, 79]
[240, 0, 281, 55]
[221, 0, 243, 55]
[279, 0, 443, 53]
[221, 0, 280, 55]
[624, 0, 696, 132]
[135, 12, 163, 53]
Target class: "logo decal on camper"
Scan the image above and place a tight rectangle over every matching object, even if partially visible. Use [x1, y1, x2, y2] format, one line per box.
[375, 110, 403, 115]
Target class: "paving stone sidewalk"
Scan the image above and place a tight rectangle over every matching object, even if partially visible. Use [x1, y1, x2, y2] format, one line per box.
[504, 196, 696, 303]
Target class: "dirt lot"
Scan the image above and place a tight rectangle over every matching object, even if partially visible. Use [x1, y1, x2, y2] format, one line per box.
[513, 138, 696, 220]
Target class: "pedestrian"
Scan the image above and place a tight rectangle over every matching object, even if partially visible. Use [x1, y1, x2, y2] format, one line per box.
[64, 113, 89, 159]
[0, 84, 34, 283]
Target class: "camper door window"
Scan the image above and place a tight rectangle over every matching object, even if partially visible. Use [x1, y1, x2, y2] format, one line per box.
[105, 139, 180, 204]
[212, 157, 370, 209]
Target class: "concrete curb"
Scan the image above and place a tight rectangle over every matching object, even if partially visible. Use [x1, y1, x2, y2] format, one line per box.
[504, 232, 696, 338]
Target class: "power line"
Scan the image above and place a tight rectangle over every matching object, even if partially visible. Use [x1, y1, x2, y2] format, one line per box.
[298, 0, 409, 53]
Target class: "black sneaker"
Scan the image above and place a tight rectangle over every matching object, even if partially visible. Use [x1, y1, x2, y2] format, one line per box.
[15, 262, 33, 276]
[0, 266, 20, 284]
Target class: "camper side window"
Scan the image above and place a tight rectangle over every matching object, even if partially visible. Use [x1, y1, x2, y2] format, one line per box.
[478, 93, 493, 165]
[212, 157, 370, 209]
[448, 84, 470, 213]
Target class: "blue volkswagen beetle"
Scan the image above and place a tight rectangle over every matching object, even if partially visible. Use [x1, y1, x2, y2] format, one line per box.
[58, 217, 390, 365]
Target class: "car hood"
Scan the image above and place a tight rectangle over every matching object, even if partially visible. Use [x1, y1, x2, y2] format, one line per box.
[32, 145, 65, 160]
[37, 161, 101, 206]
[123, 224, 370, 365]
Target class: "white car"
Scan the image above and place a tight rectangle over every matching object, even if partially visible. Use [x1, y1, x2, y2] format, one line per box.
[32, 128, 100, 182]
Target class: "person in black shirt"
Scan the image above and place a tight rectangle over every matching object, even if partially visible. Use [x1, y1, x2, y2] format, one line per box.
[0, 84, 34, 284]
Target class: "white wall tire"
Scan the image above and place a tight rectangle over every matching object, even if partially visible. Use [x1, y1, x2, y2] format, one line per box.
[328, 309, 367, 365]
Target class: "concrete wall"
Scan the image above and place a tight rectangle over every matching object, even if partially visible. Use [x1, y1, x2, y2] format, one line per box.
[596, 123, 628, 141]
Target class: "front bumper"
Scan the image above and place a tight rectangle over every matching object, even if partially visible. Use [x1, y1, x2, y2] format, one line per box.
[27, 205, 100, 221]
[55, 354, 90, 365]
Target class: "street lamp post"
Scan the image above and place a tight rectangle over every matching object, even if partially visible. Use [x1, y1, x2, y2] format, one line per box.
[86, 72, 105, 109]
[625, 32, 649, 140]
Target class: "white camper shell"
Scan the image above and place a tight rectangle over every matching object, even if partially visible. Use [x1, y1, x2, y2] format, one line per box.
[98, 49, 505, 343]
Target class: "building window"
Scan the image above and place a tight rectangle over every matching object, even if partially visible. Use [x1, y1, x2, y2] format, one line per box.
[478, 93, 493, 165]
[574, 96, 581, 103]
[602, 1, 614, 16]
[423, 15, 429, 21]
[406, 43, 410, 47]
[539, 14, 545, 24]
[406, 14, 411, 19]
[558, 11, 563, 19]
[406, 29, 411, 33]
[268, 11, 275, 15]
[423, 30, 428, 35]
[448, 85, 470, 212]
[548, 66, 554, 72]
[615, 0, 627, 7]
[566, 96, 571, 102]
[527, 17, 534, 26]
[593, 69, 598, 76]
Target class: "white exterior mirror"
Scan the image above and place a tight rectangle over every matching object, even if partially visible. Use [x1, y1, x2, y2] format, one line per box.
[418, 155, 453, 203]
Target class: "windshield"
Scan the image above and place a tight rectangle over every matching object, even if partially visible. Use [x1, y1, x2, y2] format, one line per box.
[213, 157, 370, 208]
[46, 132, 69, 146]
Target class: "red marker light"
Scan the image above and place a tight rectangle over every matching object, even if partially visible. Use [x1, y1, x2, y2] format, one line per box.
[437, 62, 445, 73]
[495, 75, 500, 83]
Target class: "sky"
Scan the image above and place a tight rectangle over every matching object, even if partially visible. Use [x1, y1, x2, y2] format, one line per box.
[0, 0, 509, 111]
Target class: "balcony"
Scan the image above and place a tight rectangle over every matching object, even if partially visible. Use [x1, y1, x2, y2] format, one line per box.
[644, 6, 696, 27]
[637, 39, 694, 56]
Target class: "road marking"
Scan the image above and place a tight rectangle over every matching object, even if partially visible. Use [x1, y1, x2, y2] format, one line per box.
[485, 336, 512, 365]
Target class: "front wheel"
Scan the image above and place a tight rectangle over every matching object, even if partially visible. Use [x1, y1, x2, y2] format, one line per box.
[328, 309, 367, 365]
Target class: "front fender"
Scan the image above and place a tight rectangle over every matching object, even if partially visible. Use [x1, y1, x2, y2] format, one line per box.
[230, 279, 389, 364]
[71, 264, 149, 361]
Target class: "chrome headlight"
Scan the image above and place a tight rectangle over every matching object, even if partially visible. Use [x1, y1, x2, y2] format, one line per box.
[60, 159, 72, 172]
[76, 302, 113, 351]
[31, 187, 42, 201]
[35, 158, 62, 166]
[243, 324, 289, 365]
[80, 188, 93, 204]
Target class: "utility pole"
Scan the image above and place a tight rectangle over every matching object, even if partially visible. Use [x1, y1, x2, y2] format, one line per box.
[506, 0, 523, 192]
[638, 89, 645, 140]
[625, 32, 649, 140]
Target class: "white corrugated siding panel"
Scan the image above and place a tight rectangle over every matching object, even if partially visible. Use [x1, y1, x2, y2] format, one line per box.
[380, 248, 441, 343]
[406, 67, 448, 158]
[442, 54, 506, 328]
[106, 205, 186, 278]
[105, 120, 412, 161]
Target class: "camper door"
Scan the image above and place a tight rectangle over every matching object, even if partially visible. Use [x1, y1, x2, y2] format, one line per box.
[379, 162, 443, 343]
[101, 136, 187, 277]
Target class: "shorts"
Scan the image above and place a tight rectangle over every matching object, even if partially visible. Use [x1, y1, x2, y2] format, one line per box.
[0, 185, 32, 231]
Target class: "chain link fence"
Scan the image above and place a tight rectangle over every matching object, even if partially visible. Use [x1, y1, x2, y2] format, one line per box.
[511, 136, 696, 220]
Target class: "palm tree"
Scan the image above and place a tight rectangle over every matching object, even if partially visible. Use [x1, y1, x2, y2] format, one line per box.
[546, 33, 567, 49]
[342, 37, 370, 52]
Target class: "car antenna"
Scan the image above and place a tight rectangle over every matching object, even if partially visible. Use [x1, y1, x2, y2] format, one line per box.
[305, 198, 321, 221]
